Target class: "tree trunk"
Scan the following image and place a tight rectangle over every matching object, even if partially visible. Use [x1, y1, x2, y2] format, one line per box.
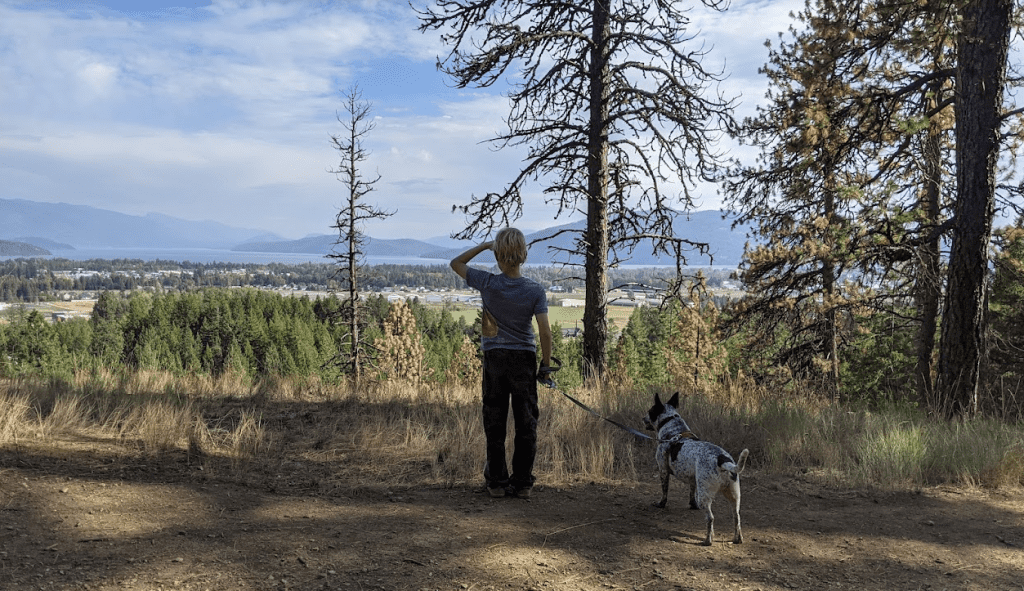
[914, 86, 943, 408]
[824, 296, 840, 401]
[823, 170, 840, 402]
[582, 0, 610, 380]
[347, 118, 362, 385]
[348, 202, 360, 384]
[938, 0, 1012, 417]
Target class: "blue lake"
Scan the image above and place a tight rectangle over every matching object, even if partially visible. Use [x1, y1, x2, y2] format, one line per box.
[2, 248, 451, 267]
[3, 248, 733, 271]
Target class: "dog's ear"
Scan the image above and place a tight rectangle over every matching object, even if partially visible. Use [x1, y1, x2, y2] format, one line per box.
[668, 392, 680, 408]
[654, 393, 663, 406]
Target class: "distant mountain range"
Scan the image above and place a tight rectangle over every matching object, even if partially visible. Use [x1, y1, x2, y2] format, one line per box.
[1, 198, 753, 266]
[11, 237, 75, 251]
[0, 198, 278, 249]
[232, 235, 448, 258]
[236, 210, 754, 266]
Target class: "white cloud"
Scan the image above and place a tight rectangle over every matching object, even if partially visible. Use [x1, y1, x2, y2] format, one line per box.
[0, 0, 798, 240]
[77, 61, 119, 96]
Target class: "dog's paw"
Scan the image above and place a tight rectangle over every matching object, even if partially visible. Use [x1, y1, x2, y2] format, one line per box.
[652, 500, 667, 509]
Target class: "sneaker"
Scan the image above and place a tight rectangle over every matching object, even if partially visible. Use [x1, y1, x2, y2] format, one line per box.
[487, 486, 506, 498]
[506, 485, 531, 499]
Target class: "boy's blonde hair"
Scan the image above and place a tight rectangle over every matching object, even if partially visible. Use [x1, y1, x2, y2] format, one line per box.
[494, 227, 528, 268]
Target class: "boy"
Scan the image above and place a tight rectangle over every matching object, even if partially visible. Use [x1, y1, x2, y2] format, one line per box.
[450, 228, 552, 499]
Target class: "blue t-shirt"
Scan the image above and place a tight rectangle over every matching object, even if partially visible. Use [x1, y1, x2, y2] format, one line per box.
[465, 267, 548, 352]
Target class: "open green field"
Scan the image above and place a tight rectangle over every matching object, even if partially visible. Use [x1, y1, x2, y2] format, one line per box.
[445, 302, 635, 333]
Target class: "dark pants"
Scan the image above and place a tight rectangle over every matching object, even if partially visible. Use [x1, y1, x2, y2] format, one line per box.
[481, 348, 539, 490]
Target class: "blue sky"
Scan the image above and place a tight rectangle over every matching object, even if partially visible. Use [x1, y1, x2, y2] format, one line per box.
[0, 0, 800, 241]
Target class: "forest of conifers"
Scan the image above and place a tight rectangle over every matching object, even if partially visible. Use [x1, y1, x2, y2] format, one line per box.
[0, 288, 481, 384]
[0, 225, 1021, 421]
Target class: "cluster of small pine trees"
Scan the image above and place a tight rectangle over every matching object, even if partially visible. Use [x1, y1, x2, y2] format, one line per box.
[0, 289, 482, 385]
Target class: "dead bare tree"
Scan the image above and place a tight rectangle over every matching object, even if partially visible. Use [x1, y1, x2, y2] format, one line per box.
[327, 85, 394, 384]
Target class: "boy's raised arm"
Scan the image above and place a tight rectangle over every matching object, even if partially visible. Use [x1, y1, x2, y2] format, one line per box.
[450, 241, 493, 280]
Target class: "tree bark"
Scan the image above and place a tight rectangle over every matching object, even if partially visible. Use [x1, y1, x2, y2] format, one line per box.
[822, 170, 840, 402]
[914, 85, 943, 408]
[937, 0, 1012, 417]
[348, 161, 361, 383]
[582, 0, 611, 380]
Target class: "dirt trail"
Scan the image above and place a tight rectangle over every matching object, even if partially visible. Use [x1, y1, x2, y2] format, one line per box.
[1, 442, 1022, 591]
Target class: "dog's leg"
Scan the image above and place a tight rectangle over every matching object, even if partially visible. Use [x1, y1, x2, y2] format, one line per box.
[654, 452, 670, 508]
[723, 483, 742, 544]
[699, 493, 715, 546]
[688, 475, 699, 510]
[656, 467, 670, 509]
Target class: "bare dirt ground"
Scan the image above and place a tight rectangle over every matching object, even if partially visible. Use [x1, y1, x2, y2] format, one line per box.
[2, 436, 1022, 591]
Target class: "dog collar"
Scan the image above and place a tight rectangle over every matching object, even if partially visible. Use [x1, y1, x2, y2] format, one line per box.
[656, 416, 676, 431]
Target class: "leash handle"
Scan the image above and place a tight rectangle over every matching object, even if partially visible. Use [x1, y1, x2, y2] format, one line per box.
[537, 356, 562, 388]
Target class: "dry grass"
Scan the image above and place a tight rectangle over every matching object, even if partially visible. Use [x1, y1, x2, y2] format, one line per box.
[1, 370, 1022, 493]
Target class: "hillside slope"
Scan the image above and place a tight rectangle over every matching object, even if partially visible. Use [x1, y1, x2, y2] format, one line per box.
[0, 239, 51, 256]
[0, 198, 276, 249]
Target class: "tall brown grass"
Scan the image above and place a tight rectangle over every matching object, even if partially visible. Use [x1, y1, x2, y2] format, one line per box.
[1, 369, 1021, 492]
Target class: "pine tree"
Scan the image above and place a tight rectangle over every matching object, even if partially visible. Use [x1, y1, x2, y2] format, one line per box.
[418, 0, 736, 379]
[90, 292, 127, 367]
[722, 0, 959, 399]
[665, 281, 728, 390]
[375, 300, 425, 385]
[988, 218, 1024, 407]
[937, 0, 1015, 417]
[446, 334, 481, 388]
[608, 306, 670, 388]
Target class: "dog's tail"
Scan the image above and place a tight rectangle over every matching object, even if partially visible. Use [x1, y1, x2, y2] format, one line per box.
[718, 448, 750, 479]
[734, 448, 749, 476]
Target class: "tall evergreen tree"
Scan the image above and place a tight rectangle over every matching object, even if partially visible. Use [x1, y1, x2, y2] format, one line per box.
[417, 0, 736, 379]
[938, 0, 1015, 417]
[987, 218, 1024, 412]
[722, 0, 960, 399]
[90, 291, 127, 366]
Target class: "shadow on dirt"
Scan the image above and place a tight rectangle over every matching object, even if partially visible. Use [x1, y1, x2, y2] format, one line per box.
[2, 397, 1022, 590]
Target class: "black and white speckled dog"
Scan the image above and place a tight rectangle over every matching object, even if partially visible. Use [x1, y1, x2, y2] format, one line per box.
[644, 392, 749, 546]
